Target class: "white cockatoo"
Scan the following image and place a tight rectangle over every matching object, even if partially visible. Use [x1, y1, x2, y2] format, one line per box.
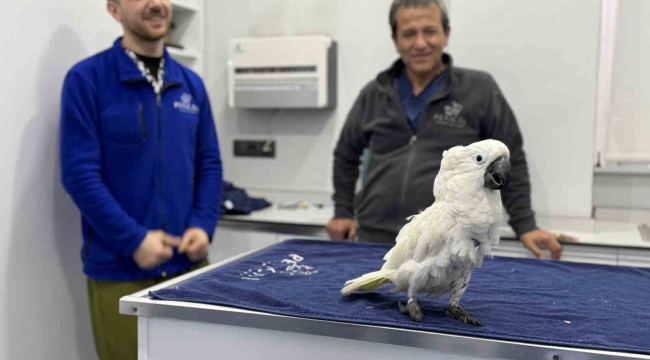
[341, 139, 511, 326]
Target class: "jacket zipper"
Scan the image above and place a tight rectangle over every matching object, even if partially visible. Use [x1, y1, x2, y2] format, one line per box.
[390, 85, 419, 219]
[128, 78, 180, 278]
[376, 72, 447, 225]
[138, 103, 148, 142]
[156, 93, 169, 277]
[400, 135, 417, 217]
[84, 226, 94, 257]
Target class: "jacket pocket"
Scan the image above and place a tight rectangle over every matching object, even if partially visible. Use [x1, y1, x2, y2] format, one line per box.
[101, 104, 148, 145]
[138, 104, 148, 142]
[84, 226, 94, 257]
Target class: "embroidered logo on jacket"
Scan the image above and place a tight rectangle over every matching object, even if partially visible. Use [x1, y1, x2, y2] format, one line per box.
[433, 101, 466, 128]
[174, 93, 200, 114]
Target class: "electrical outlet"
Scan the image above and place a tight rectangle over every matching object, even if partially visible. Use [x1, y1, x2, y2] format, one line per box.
[234, 139, 276, 158]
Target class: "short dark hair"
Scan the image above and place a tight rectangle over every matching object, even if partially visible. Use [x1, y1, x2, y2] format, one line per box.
[389, 0, 450, 36]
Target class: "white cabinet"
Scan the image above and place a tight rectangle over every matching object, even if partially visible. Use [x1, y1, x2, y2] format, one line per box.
[213, 224, 650, 268]
[618, 249, 650, 268]
[210, 225, 332, 263]
[277, 231, 328, 243]
[168, 0, 204, 75]
[491, 240, 532, 259]
[493, 240, 619, 266]
[210, 226, 277, 263]
[561, 244, 618, 266]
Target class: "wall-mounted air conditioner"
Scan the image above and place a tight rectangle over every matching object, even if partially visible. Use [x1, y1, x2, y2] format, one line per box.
[227, 35, 337, 109]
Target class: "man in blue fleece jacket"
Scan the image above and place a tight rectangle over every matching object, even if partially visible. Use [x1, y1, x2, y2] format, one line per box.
[59, 0, 222, 358]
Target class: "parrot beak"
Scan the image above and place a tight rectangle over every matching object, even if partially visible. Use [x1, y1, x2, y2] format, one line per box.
[484, 156, 510, 190]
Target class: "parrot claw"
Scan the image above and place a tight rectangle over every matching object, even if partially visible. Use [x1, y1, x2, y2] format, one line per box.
[398, 299, 423, 322]
[445, 304, 481, 326]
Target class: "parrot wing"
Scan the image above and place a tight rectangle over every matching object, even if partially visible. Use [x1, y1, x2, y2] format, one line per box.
[382, 203, 452, 270]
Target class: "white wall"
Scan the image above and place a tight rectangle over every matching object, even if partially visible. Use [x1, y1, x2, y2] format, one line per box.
[206, 0, 599, 218]
[446, 0, 600, 217]
[206, 0, 396, 197]
[0, 2, 120, 359]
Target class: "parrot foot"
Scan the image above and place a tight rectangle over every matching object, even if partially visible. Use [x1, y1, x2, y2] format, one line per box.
[445, 304, 481, 326]
[398, 298, 423, 322]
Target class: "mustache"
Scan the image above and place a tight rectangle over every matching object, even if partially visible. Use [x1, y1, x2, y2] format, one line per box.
[144, 7, 168, 18]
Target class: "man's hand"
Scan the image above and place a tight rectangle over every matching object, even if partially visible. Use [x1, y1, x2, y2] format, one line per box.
[133, 230, 181, 270]
[326, 218, 357, 240]
[520, 229, 578, 260]
[178, 227, 210, 262]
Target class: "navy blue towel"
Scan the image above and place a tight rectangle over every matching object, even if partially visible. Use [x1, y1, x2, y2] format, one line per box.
[220, 181, 271, 215]
[151, 240, 650, 355]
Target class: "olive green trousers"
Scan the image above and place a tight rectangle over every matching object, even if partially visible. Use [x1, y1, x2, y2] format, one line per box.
[87, 260, 209, 360]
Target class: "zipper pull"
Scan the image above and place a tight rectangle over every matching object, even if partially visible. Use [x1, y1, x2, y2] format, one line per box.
[156, 93, 161, 107]
[409, 135, 417, 145]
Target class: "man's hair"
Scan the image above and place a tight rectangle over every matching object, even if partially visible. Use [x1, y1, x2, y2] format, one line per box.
[389, 0, 450, 35]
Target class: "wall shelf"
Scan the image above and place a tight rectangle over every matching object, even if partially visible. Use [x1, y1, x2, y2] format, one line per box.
[594, 167, 650, 176]
[172, 0, 199, 13]
[167, 47, 200, 61]
[167, 0, 203, 75]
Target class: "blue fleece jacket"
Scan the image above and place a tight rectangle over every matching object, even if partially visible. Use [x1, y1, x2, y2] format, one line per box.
[60, 38, 223, 281]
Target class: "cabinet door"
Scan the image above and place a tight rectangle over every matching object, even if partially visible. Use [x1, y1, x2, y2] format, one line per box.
[618, 249, 650, 268]
[491, 241, 617, 266]
[491, 240, 533, 259]
[276, 231, 329, 243]
[210, 226, 277, 263]
[560, 244, 617, 266]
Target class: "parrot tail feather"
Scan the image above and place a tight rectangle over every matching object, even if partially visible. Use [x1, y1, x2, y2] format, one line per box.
[340, 270, 393, 296]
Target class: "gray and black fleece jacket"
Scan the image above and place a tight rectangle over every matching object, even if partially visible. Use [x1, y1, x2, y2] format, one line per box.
[332, 54, 537, 243]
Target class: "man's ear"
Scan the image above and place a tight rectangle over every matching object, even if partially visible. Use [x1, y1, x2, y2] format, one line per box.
[107, 1, 122, 22]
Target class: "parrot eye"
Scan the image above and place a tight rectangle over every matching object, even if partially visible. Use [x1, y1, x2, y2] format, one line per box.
[475, 155, 485, 163]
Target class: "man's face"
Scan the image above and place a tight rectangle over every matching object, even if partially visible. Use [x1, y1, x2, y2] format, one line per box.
[393, 4, 450, 76]
[108, 0, 172, 42]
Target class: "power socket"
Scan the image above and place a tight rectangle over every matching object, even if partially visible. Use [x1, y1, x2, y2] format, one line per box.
[234, 139, 276, 158]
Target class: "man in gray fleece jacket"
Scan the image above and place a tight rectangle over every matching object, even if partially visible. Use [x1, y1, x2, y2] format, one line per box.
[327, 0, 569, 259]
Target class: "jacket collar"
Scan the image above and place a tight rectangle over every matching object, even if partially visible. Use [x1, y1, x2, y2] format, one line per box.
[112, 37, 184, 85]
